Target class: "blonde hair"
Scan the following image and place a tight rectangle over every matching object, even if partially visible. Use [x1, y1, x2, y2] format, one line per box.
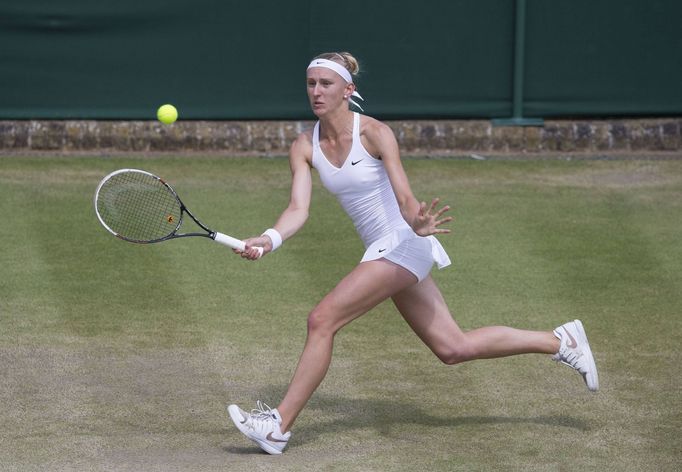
[313, 52, 360, 77]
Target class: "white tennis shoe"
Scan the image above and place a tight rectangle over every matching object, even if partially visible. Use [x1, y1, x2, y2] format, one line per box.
[227, 401, 291, 455]
[553, 319, 599, 392]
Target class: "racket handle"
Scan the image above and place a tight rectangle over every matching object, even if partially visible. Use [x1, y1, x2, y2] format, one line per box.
[213, 232, 245, 250]
[213, 232, 264, 258]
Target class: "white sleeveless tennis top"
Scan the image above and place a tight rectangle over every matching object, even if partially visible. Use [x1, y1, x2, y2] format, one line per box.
[311, 112, 450, 270]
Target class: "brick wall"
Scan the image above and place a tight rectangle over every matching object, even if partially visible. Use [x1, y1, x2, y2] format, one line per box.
[1, 118, 680, 156]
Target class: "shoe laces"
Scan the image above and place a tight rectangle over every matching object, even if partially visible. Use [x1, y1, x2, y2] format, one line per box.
[251, 400, 276, 420]
[243, 400, 278, 434]
[554, 344, 587, 373]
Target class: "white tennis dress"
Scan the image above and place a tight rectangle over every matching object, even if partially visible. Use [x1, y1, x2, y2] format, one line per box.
[311, 112, 450, 281]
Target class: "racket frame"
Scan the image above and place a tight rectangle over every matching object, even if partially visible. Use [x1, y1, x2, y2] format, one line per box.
[94, 168, 247, 251]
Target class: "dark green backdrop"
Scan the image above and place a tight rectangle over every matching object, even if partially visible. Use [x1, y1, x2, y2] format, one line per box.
[1, 0, 680, 120]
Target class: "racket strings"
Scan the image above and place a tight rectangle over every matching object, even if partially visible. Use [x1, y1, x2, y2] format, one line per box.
[97, 171, 181, 242]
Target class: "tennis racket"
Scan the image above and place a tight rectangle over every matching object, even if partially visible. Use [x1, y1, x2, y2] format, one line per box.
[94, 168, 261, 255]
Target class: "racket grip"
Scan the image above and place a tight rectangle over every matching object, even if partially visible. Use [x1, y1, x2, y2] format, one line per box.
[213, 232, 245, 250]
[213, 232, 264, 258]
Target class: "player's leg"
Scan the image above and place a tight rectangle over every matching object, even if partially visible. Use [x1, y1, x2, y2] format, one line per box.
[391, 275, 559, 363]
[228, 258, 419, 453]
[391, 276, 598, 390]
[276, 259, 418, 433]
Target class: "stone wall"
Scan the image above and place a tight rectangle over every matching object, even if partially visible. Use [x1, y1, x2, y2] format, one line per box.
[1, 118, 680, 156]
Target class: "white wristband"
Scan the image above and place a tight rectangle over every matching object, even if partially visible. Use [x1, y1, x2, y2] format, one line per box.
[261, 228, 283, 252]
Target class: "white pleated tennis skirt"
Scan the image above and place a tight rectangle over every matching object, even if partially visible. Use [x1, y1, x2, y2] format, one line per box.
[360, 227, 451, 282]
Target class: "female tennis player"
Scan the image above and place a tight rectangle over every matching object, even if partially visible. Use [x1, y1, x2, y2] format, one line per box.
[227, 52, 598, 455]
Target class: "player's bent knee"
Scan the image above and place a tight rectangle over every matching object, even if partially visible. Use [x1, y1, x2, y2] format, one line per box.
[306, 308, 337, 338]
[435, 345, 477, 365]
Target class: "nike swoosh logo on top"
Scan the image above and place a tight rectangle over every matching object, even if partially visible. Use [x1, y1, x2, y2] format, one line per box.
[565, 329, 578, 349]
[266, 432, 289, 443]
[351, 159, 363, 166]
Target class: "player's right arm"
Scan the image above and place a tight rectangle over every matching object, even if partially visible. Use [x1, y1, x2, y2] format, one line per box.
[240, 133, 312, 258]
[272, 133, 313, 240]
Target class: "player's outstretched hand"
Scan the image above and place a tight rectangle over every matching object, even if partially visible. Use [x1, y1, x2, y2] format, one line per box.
[412, 198, 452, 237]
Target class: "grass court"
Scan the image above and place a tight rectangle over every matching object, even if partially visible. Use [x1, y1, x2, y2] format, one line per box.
[1, 155, 680, 471]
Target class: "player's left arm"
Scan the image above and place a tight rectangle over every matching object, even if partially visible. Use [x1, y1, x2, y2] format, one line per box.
[362, 120, 452, 236]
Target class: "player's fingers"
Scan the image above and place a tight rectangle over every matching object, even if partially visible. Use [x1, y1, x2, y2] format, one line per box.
[241, 244, 257, 260]
[434, 204, 450, 217]
[435, 216, 453, 227]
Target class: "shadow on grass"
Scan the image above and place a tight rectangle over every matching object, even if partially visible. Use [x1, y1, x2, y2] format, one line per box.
[306, 395, 589, 435]
[248, 385, 591, 447]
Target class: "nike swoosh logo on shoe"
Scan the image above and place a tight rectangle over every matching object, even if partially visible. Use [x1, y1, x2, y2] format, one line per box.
[565, 329, 578, 349]
[266, 432, 289, 443]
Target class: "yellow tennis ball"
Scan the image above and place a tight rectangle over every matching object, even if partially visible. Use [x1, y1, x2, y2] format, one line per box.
[157, 104, 178, 124]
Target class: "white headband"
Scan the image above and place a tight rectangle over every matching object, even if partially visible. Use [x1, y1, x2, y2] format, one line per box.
[307, 58, 364, 111]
